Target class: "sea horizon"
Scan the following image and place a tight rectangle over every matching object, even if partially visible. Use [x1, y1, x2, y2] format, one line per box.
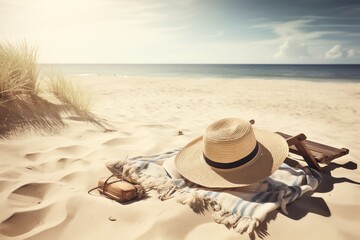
[39, 63, 360, 82]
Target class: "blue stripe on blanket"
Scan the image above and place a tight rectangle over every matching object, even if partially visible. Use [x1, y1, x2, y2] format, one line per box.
[232, 199, 245, 214]
[106, 148, 321, 234]
[247, 192, 279, 217]
[129, 149, 181, 170]
[240, 191, 275, 216]
[287, 186, 302, 202]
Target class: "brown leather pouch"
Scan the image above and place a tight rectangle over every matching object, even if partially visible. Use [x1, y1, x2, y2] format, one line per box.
[97, 176, 145, 203]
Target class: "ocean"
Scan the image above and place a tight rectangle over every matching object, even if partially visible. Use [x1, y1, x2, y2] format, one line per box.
[39, 64, 360, 82]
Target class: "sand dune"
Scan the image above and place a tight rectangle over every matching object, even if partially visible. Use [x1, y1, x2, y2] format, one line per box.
[1, 76, 359, 239]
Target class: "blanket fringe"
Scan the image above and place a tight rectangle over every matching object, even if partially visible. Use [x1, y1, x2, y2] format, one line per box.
[107, 161, 259, 234]
[170, 188, 259, 234]
[107, 161, 179, 196]
[278, 191, 288, 215]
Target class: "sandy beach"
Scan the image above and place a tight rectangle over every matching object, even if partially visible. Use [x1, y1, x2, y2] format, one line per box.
[0, 76, 359, 240]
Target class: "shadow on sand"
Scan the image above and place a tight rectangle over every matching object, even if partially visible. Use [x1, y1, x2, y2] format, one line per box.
[175, 157, 360, 239]
[253, 158, 360, 239]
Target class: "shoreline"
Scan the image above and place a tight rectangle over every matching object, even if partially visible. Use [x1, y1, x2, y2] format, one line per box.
[38, 64, 360, 83]
[39, 73, 360, 84]
[77, 75, 360, 83]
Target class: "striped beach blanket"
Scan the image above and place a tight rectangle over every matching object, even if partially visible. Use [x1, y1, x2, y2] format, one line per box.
[106, 148, 321, 234]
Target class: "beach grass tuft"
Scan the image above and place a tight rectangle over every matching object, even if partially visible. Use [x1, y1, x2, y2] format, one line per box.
[0, 40, 103, 138]
[0, 41, 39, 99]
[46, 69, 93, 113]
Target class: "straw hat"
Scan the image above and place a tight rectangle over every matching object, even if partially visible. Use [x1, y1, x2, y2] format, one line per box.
[174, 118, 289, 188]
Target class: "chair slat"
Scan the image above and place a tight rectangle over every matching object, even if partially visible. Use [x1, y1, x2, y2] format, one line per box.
[276, 131, 349, 166]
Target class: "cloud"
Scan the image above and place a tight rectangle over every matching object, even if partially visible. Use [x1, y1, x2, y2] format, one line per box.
[254, 19, 337, 43]
[274, 39, 310, 58]
[325, 44, 359, 59]
[325, 44, 344, 59]
[346, 49, 356, 57]
[253, 18, 338, 59]
[272, 19, 313, 38]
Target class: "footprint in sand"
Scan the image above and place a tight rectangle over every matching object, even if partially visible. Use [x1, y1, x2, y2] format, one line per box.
[0, 200, 68, 239]
[101, 137, 139, 147]
[1, 182, 61, 223]
[24, 145, 90, 162]
[22, 156, 93, 176]
[102, 137, 127, 146]
[0, 177, 91, 239]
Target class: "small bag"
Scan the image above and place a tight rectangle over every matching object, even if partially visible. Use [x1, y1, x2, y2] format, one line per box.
[89, 176, 145, 203]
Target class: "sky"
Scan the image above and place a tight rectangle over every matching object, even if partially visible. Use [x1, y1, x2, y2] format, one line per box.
[1, 0, 359, 64]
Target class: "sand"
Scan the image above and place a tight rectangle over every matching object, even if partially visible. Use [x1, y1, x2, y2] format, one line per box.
[1, 76, 359, 240]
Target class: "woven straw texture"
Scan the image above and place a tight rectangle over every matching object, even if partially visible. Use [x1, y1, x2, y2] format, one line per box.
[175, 118, 289, 188]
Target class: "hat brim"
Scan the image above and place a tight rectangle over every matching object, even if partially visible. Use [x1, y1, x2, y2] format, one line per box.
[174, 129, 289, 188]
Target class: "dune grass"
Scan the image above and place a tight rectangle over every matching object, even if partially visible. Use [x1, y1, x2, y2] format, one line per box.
[46, 69, 93, 113]
[0, 41, 92, 112]
[0, 41, 102, 138]
[0, 41, 39, 99]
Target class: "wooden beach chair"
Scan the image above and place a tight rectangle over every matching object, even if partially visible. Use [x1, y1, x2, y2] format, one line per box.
[275, 132, 349, 171]
[249, 120, 350, 171]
